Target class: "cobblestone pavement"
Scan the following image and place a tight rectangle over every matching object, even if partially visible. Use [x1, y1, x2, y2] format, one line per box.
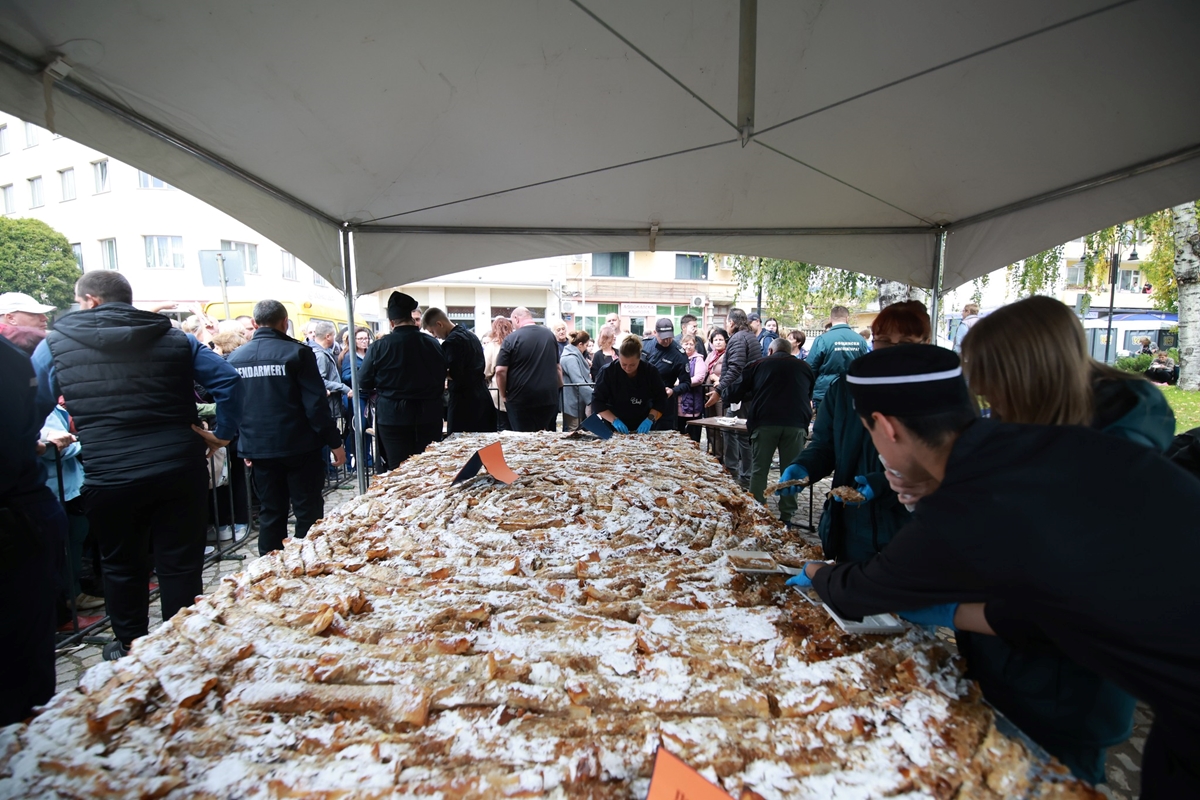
[51, 437, 1143, 794]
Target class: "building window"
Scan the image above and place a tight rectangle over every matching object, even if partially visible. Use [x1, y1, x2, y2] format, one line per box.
[1065, 263, 1086, 287]
[24, 122, 38, 148]
[313, 269, 329, 287]
[1, 184, 12, 214]
[580, 302, 620, 339]
[100, 238, 118, 270]
[281, 250, 297, 280]
[28, 176, 42, 207]
[675, 254, 708, 281]
[93, 160, 109, 193]
[1117, 268, 1140, 293]
[137, 171, 174, 190]
[144, 235, 184, 269]
[71, 243, 83, 270]
[220, 240, 258, 274]
[491, 306, 546, 324]
[592, 252, 629, 277]
[59, 168, 75, 202]
[447, 306, 476, 332]
[0, 124, 8, 155]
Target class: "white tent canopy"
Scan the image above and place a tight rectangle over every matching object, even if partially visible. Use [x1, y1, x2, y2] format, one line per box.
[1, 0, 1198, 297]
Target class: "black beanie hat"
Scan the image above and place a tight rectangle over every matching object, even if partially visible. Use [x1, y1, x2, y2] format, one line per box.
[845, 345, 972, 418]
[387, 291, 419, 321]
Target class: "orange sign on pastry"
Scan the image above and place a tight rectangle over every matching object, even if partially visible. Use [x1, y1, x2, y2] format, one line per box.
[451, 441, 520, 485]
[645, 746, 733, 800]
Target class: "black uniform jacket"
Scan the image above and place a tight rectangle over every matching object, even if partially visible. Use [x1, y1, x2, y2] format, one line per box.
[725, 353, 814, 433]
[442, 324, 495, 433]
[641, 339, 689, 397]
[358, 325, 447, 427]
[813, 418, 1200, 737]
[226, 327, 342, 459]
[590, 361, 667, 432]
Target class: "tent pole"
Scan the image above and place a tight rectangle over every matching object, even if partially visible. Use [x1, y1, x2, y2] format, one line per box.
[929, 231, 946, 342]
[341, 227, 368, 496]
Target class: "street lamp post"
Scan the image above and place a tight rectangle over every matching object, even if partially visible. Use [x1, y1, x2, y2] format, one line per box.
[1102, 225, 1126, 364]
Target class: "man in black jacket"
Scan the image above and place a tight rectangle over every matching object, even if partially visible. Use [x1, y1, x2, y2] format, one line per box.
[706, 308, 758, 488]
[227, 299, 344, 556]
[791, 345, 1200, 797]
[421, 307, 496, 434]
[495, 307, 561, 432]
[724, 337, 814, 523]
[32, 271, 242, 661]
[359, 292, 447, 466]
[641, 318, 690, 432]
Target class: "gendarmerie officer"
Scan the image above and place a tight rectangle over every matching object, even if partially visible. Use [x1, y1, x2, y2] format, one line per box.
[421, 307, 496, 434]
[226, 299, 344, 555]
[592, 334, 668, 434]
[358, 292, 447, 467]
[788, 345, 1200, 797]
[641, 317, 689, 432]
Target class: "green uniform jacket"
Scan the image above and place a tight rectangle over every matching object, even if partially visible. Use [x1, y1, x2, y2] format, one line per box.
[790, 376, 911, 562]
[804, 323, 869, 401]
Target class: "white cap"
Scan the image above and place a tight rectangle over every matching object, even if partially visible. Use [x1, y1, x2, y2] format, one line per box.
[0, 292, 55, 315]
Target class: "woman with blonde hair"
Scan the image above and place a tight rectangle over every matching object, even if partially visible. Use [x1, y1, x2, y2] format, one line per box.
[484, 315, 514, 430]
[590, 324, 617, 383]
[917, 295, 1174, 784]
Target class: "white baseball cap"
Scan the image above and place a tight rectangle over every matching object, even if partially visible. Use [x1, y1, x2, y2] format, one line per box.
[0, 292, 55, 315]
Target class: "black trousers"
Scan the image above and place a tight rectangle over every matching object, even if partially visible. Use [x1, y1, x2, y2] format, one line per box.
[377, 422, 442, 470]
[1141, 714, 1200, 799]
[448, 391, 497, 434]
[507, 403, 557, 432]
[252, 450, 325, 555]
[0, 490, 65, 725]
[82, 467, 208, 647]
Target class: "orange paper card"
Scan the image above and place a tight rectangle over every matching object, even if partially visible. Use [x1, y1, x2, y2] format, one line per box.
[645, 746, 732, 800]
[478, 441, 519, 484]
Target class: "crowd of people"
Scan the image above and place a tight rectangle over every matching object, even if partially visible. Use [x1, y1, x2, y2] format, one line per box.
[4, 277, 1199, 795]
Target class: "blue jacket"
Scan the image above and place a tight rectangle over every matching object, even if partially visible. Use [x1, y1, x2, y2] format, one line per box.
[805, 323, 869, 401]
[40, 406, 83, 502]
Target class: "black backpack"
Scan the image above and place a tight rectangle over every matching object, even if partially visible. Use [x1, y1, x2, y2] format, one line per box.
[1165, 426, 1200, 482]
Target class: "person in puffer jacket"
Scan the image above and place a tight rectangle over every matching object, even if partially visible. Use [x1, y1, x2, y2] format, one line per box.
[707, 308, 759, 488]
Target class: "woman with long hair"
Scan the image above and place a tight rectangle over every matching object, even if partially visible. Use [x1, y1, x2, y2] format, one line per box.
[901, 295, 1174, 784]
[590, 324, 617, 383]
[484, 315, 514, 430]
[560, 330, 593, 432]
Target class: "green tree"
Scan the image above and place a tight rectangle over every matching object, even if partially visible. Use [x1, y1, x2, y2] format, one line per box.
[0, 217, 79, 311]
[717, 255, 877, 325]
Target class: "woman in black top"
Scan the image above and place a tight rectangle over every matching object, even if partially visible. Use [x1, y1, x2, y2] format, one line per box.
[591, 335, 667, 434]
[590, 324, 617, 383]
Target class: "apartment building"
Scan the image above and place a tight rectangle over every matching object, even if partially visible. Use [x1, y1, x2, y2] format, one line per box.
[0, 111, 369, 320]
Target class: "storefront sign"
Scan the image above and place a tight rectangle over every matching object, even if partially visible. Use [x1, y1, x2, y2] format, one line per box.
[621, 303, 656, 317]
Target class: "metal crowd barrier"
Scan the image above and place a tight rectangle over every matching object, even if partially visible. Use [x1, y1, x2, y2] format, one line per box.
[53, 442, 258, 656]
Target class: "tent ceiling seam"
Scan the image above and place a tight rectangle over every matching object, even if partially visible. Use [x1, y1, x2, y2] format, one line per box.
[565, 0, 738, 132]
[753, 139, 934, 225]
[944, 139, 1200, 232]
[351, 225, 933, 235]
[357, 138, 738, 224]
[754, 0, 1139, 138]
[0, 40, 342, 229]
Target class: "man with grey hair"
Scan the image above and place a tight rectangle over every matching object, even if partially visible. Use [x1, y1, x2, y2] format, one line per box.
[227, 300, 344, 555]
[496, 307, 562, 431]
[307, 320, 344, 419]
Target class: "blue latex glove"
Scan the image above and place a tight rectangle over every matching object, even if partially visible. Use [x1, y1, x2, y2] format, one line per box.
[832, 475, 874, 505]
[898, 604, 958, 629]
[636, 417, 654, 434]
[611, 419, 630, 435]
[784, 562, 820, 588]
[776, 464, 809, 496]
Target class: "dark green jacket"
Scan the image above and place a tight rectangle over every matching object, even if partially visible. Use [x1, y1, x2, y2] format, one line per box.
[790, 376, 911, 562]
[804, 323, 869, 401]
